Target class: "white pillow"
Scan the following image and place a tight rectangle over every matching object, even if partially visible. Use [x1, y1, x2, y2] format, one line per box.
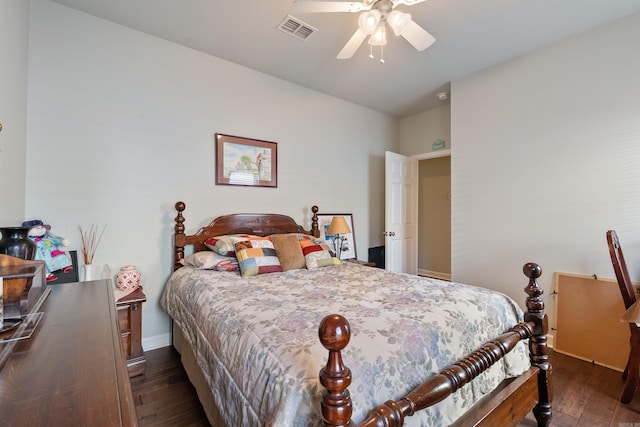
[182, 251, 236, 269]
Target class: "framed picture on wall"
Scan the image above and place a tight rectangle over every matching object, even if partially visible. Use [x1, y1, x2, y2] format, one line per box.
[316, 213, 357, 260]
[215, 133, 277, 187]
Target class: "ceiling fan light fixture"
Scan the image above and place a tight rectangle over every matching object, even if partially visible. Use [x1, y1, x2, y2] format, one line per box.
[387, 10, 411, 36]
[316, 0, 435, 61]
[358, 9, 381, 34]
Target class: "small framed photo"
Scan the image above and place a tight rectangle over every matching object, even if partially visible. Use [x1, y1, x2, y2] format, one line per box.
[316, 213, 357, 260]
[215, 133, 277, 187]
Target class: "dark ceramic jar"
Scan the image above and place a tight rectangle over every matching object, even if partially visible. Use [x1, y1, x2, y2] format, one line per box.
[0, 227, 37, 260]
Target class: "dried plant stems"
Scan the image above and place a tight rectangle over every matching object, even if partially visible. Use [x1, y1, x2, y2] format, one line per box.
[79, 224, 107, 265]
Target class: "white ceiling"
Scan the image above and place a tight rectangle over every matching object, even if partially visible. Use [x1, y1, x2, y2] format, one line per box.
[50, 0, 640, 118]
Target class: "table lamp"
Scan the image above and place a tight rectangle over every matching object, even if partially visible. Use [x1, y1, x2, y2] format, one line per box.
[327, 217, 351, 259]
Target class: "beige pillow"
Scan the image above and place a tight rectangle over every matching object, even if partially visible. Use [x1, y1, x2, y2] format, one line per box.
[271, 234, 306, 271]
[182, 251, 235, 269]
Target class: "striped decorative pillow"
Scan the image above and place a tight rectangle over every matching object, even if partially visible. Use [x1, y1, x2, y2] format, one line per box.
[234, 239, 282, 277]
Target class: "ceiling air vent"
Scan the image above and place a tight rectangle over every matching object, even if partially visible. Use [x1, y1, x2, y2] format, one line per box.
[277, 15, 318, 41]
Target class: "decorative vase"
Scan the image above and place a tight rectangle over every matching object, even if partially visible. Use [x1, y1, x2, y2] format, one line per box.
[83, 264, 94, 281]
[116, 265, 141, 291]
[0, 227, 37, 260]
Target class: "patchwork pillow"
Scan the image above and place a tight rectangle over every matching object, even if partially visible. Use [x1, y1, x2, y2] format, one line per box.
[182, 251, 237, 270]
[294, 233, 315, 242]
[300, 237, 340, 269]
[234, 239, 282, 277]
[204, 234, 261, 256]
[270, 234, 306, 271]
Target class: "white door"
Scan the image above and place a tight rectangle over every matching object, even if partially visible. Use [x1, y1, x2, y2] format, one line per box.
[384, 151, 418, 274]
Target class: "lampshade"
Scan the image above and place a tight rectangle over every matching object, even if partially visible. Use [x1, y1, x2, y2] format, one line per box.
[358, 10, 381, 34]
[387, 10, 411, 36]
[621, 300, 640, 323]
[327, 217, 351, 236]
[369, 23, 387, 46]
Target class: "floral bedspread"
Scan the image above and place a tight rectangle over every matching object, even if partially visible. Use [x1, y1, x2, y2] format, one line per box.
[160, 261, 530, 426]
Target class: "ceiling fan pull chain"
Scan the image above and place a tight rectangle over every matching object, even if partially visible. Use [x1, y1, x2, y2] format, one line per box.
[379, 45, 385, 63]
[369, 43, 374, 59]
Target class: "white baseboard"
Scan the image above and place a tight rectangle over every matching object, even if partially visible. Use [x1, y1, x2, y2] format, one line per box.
[143, 333, 171, 351]
[418, 269, 452, 281]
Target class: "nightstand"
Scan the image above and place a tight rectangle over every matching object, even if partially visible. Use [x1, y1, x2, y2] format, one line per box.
[116, 287, 146, 377]
[346, 259, 376, 267]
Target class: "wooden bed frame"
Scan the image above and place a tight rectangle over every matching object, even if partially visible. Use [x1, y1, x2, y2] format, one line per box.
[171, 201, 552, 427]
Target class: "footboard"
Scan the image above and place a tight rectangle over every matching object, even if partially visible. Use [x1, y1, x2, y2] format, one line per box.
[318, 262, 552, 427]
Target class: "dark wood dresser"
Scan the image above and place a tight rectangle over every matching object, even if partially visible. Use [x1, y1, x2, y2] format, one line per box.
[0, 279, 138, 426]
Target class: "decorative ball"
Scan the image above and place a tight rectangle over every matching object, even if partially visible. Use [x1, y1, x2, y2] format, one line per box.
[116, 265, 141, 291]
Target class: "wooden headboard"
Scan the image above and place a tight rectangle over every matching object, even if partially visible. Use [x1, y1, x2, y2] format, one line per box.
[173, 201, 320, 271]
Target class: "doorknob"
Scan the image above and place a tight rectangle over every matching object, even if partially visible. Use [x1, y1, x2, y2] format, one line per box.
[384, 231, 396, 237]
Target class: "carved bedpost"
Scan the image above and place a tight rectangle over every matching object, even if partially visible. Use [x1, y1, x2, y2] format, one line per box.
[318, 314, 356, 427]
[174, 201, 186, 272]
[311, 205, 320, 237]
[522, 262, 553, 426]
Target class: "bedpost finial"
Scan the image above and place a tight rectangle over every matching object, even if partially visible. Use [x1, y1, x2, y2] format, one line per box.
[319, 314, 355, 427]
[175, 201, 186, 212]
[319, 314, 350, 351]
[311, 206, 320, 238]
[523, 262, 541, 280]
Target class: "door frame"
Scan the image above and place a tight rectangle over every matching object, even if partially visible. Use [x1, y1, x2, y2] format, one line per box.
[414, 149, 451, 162]
[415, 149, 451, 280]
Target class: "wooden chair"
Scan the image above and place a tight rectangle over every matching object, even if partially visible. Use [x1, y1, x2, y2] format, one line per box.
[606, 230, 640, 403]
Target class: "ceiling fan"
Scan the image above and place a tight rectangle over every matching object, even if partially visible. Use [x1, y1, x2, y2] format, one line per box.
[293, 0, 435, 62]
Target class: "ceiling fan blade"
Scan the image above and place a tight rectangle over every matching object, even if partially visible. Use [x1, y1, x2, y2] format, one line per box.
[337, 28, 367, 59]
[401, 19, 435, 51]
[394, 0, 428, 5]
[292, 1, 365, 13]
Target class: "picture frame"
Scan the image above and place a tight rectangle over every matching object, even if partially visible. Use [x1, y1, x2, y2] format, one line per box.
[316, 213, 357, 260]
[215, 133, 277, 187]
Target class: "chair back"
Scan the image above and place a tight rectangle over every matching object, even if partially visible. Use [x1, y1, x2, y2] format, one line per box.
[607, 230, 637, 309]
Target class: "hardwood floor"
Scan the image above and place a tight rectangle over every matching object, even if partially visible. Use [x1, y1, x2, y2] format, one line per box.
[518, 351, 640, 426]
[132, 346, 640, 426]
[131, 346, 209, 426]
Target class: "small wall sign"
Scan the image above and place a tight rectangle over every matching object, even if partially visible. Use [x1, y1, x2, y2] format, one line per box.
[432, 139, 446, 150]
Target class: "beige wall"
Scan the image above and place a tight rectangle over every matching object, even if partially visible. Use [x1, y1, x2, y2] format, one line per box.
[399, 104, 451, 156]
[451, 12, 640, 331]
[399, 14, 640, 337]
[12, 0, 640, 346]
[0, 1, 29, 224]
[23, 0, 396, 347]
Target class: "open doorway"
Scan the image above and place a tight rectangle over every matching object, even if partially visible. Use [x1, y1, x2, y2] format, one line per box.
[416, 151, 451, 280]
